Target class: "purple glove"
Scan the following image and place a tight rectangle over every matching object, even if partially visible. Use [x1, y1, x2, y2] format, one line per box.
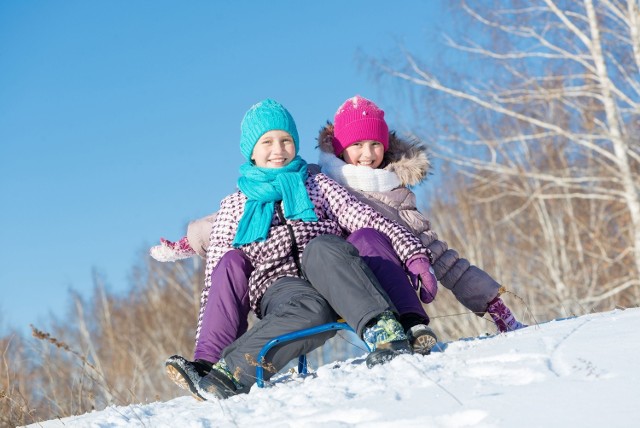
[150, 236, 196, 262]
[406, 253, 438, 304]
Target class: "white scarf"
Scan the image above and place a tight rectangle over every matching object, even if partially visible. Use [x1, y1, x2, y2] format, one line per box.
[318, 151, 402, 193]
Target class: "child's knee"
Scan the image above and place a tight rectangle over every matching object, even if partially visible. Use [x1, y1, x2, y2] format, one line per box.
[346, 228, 385, 246]
[306, 298, 336, 325]
[219, 249, 253, 272]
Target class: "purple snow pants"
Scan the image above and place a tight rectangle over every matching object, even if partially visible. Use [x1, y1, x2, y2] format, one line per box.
[193, 228, 427, 363]
[193, 250, 252, 363]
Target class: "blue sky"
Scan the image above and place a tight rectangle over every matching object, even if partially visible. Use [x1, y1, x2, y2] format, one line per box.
[0, 1, 450, 335]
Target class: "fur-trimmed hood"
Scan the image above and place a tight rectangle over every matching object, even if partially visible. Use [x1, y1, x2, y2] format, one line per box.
[317, 122, 430, 187]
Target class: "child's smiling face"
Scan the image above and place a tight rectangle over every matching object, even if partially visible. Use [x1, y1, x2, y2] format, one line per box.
[341, 140, 385, 169]
[251, 130, 296, 168]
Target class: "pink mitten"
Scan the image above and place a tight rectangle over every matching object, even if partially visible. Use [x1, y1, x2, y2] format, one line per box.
[406, 254, 438, 304]
[149, 236, 196, 262]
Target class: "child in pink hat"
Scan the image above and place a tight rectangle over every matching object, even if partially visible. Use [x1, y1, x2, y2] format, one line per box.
[318, 95, 526, 334]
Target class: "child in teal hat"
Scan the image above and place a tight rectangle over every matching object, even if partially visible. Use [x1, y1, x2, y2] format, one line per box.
[233, 99, 317, 247]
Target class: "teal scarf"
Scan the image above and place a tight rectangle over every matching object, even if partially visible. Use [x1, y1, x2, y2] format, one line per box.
[233, 156, 318, 247]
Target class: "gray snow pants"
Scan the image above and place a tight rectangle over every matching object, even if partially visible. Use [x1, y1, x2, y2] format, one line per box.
[221, 235, 393, 387]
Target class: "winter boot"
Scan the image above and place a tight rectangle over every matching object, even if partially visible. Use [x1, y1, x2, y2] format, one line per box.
[197, 359, 245, 400]
[487, 297, 526, 333]
[398, 313, 438, 355]
[362, 311, 413, 368]
[407, 324, 438, 355]
[165, 355, 213, 401]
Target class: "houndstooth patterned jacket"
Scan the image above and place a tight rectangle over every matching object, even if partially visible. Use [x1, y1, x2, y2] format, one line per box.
[198, 172, 429, 329]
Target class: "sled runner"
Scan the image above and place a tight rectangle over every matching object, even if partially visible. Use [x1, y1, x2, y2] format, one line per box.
[256, 320, 371, 387]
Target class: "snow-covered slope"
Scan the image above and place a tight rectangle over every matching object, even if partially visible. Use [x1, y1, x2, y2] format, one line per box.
[27, 308, 640, 427]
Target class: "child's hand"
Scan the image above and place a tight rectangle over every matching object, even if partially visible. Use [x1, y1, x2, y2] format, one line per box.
[406, 254, 438, 304]
[149, 236, 196, 262]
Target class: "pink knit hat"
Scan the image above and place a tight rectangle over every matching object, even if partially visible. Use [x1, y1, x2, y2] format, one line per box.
[332, 95, 389, 155]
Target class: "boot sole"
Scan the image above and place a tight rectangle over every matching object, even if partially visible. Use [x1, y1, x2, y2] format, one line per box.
[165, 364, 205, 401]
[366, 339, 413, 368]
[366, 349, 397, 368]
[412, 332, 438, 355]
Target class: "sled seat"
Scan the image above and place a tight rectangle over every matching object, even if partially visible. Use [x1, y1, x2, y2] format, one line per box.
[256, 320, 370, 388]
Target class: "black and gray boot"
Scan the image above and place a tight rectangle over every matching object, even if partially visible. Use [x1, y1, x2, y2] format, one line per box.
[399, 313, 438, 355]
[165, 355, 213, 401]
[197, 359, 246, 400]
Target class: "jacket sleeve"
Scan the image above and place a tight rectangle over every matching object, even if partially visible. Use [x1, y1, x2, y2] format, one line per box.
[427, 236, 501, 315]
[315, 174, 428, 263]
[356, 189, 431, 237]
[187, 213, 218, 258]
[207, 194, 241, 268]
[396, 191, 433, 236]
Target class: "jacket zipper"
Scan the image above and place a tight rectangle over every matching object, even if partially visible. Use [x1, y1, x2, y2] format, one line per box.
[275, 203, 304, 278]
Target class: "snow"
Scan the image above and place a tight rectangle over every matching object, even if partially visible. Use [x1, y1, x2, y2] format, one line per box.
[26, 308, 640, 427]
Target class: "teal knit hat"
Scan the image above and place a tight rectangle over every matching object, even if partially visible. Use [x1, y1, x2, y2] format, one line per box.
[240, 99, 299, 161]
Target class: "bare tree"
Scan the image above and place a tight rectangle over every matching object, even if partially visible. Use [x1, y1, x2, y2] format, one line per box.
[375, 0, 640, 314]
